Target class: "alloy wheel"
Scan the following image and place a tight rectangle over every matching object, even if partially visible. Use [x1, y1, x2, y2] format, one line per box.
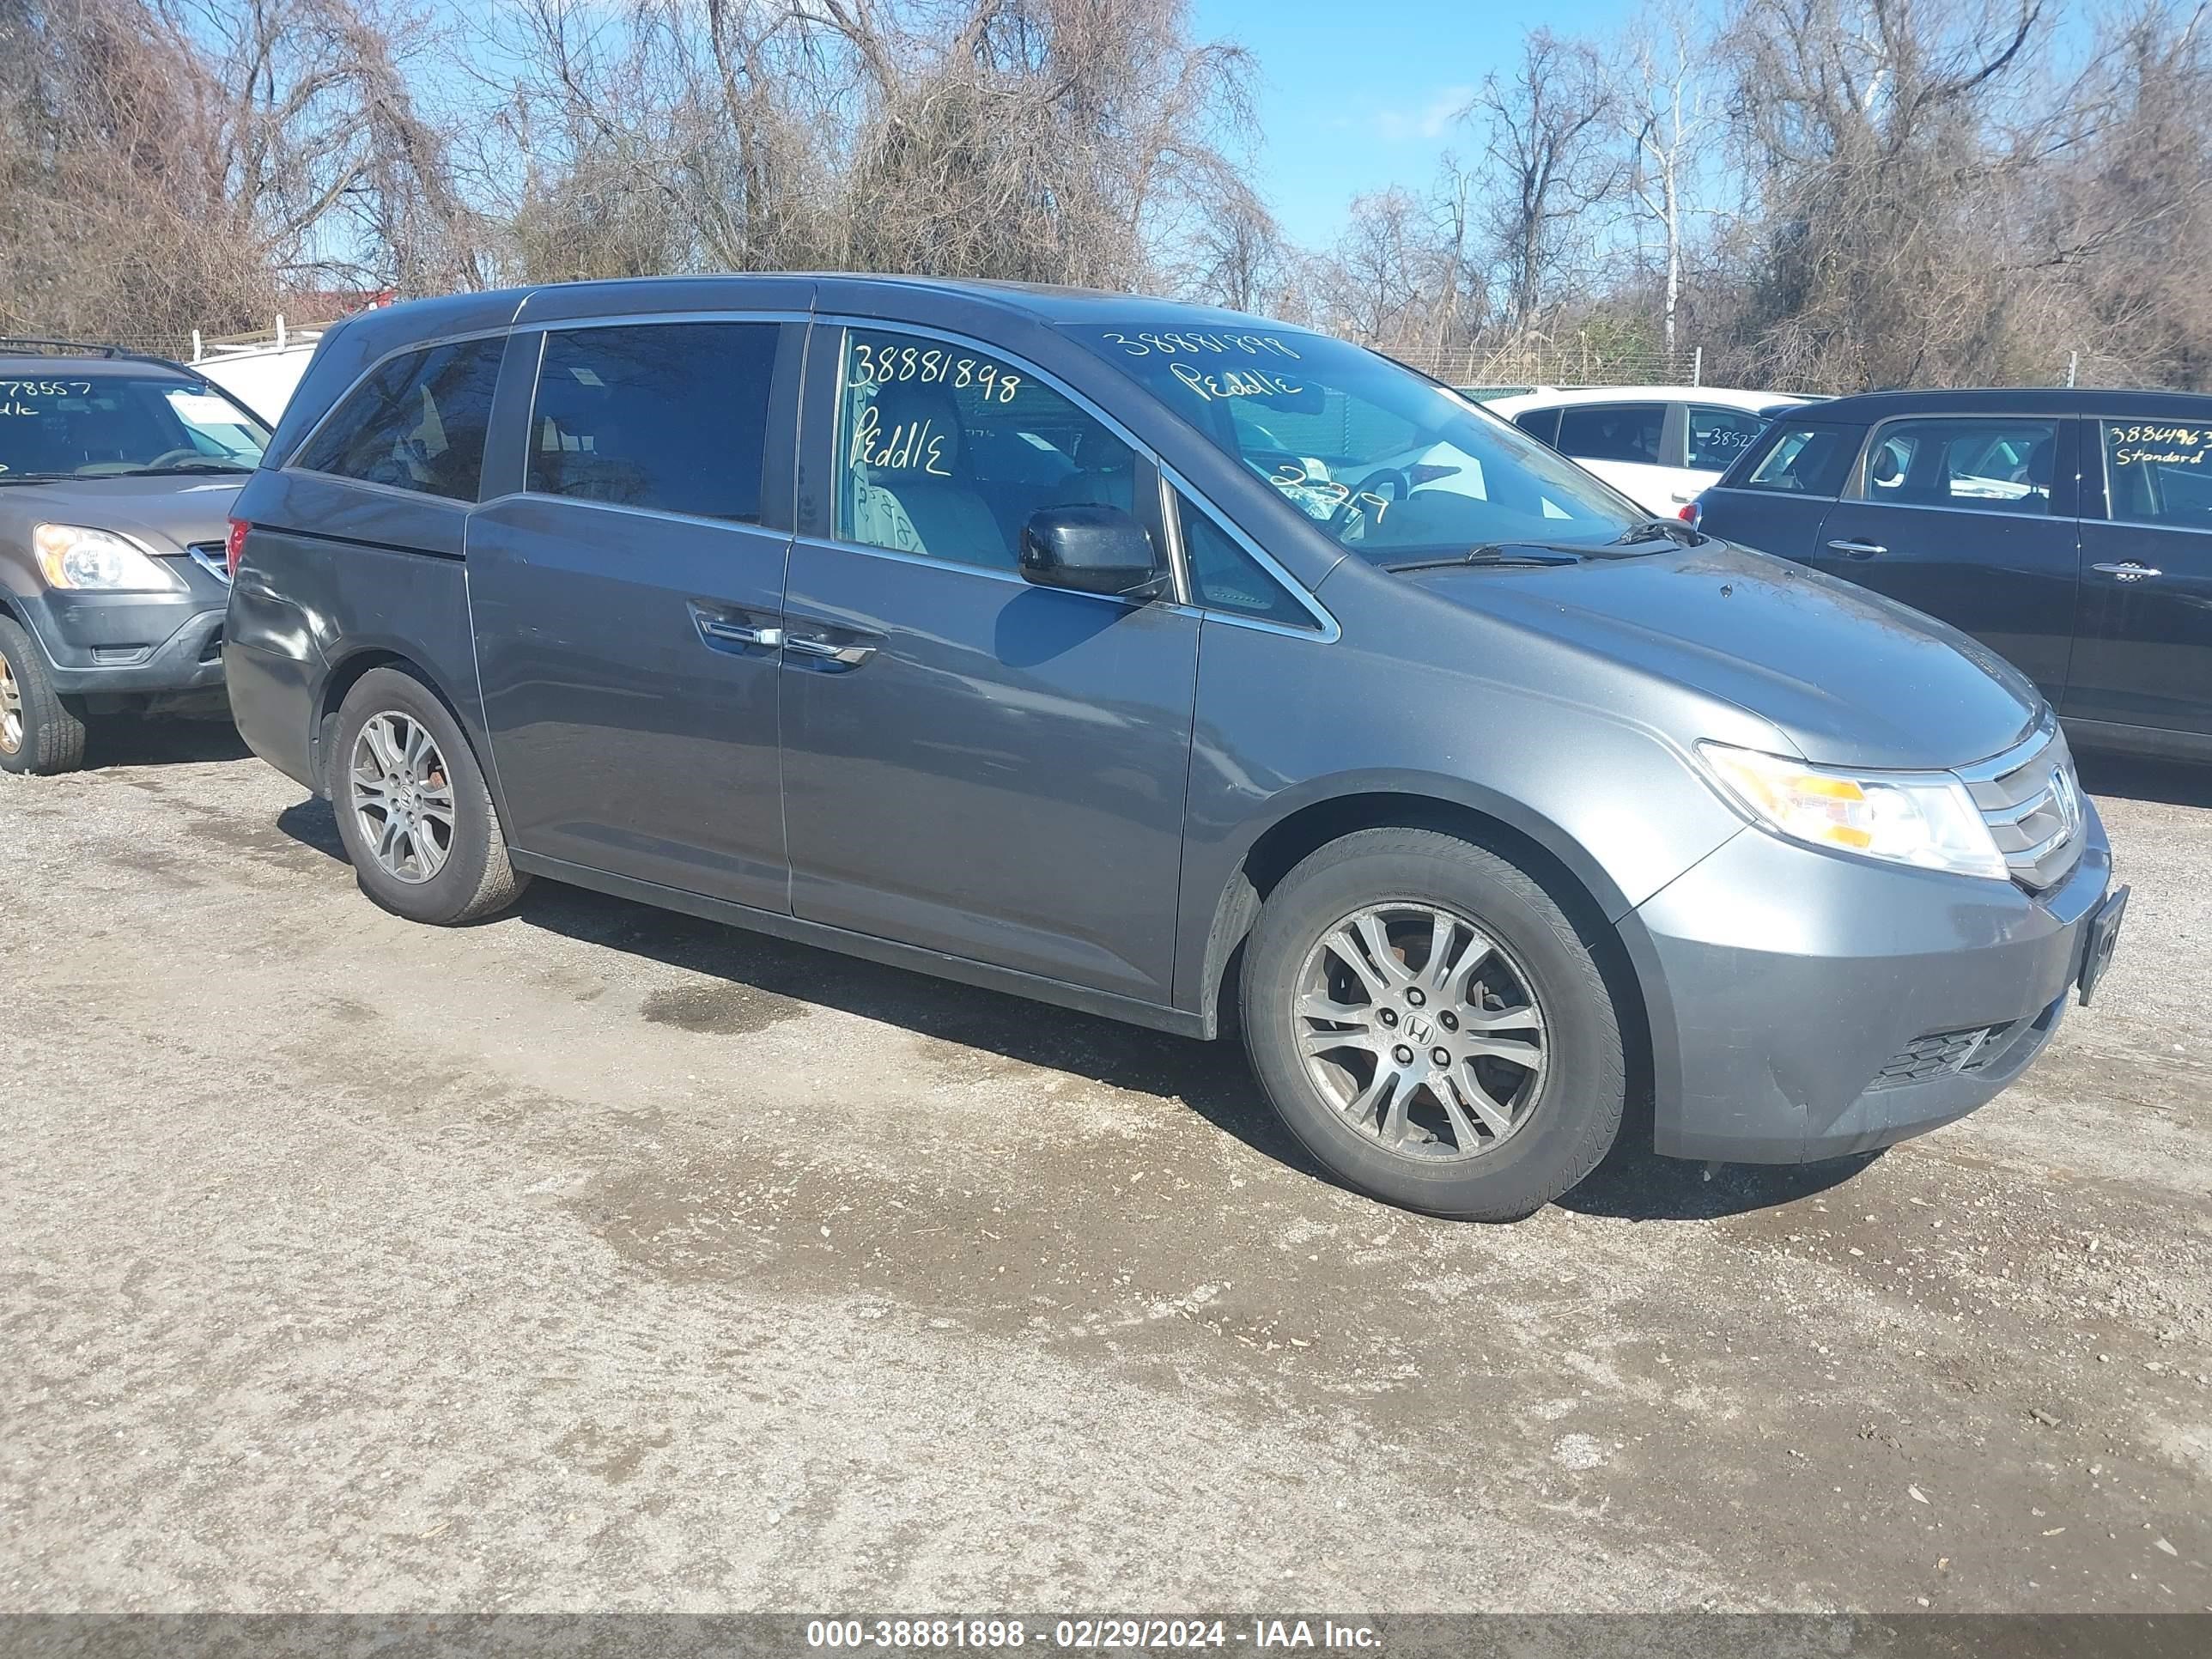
[1293, 902, 1548, 1160]
[348, 711, 456, 884]
[0, 654, 21, 756]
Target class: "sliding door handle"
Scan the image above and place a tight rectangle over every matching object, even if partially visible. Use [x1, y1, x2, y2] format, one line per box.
[2090, 562, 2161, 582]
[1826, 538, 1887, 559]
[785, 634, 876, 666]
[702, 618, 783, 647]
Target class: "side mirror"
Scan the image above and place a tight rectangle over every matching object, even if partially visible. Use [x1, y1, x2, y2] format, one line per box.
[1018, 505, 1165, 599]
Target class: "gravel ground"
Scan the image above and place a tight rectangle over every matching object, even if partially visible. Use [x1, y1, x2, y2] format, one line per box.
[0, 722, 2205, 1613]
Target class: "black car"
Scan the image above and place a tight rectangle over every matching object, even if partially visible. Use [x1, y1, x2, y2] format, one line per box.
[1692, 386, 2212, 764]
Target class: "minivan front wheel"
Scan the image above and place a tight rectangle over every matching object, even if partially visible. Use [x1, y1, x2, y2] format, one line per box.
[1241, 828, 1625, 1221]
[329, 667, 527, 926]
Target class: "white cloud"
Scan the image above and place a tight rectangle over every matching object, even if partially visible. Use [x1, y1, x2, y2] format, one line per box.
[1371, 86, 1474, 143]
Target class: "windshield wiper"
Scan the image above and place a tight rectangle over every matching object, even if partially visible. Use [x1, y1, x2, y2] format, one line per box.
[0, 471, 71, 485]
[112, 463, 254, 476]
[1378, 544, 1588, 574]
[1613, 517, 1707, 547]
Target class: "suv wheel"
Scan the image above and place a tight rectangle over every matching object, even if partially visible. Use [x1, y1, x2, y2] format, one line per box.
[0, 617, 88, 775]
[329, 667, 528, 925]
[1240, 827, 1625, 1221]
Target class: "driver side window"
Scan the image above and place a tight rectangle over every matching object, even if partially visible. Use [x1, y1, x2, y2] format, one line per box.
[835, 329, 1137, 570]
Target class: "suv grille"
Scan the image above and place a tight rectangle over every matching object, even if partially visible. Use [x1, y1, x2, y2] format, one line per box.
[185, 540, 230, 586]
[1957, 716, 2083, 892]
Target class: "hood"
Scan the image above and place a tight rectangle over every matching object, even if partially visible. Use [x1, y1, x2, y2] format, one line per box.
[1399, 539, 2040, 771]
[0, 474, 246, 554]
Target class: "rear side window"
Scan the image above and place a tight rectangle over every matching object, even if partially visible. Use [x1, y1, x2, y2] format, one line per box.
[2102, 419, 2212, 528]
[529, 323, 780, 522]
[1866, 417, 2057, 515]
[1555, 403, 1664, 465]
[1686, 405, 1765, 471]
[1739, 422, 1857, 495]
[295, 337, 503, 501]
[1513, 407, 1561, 447]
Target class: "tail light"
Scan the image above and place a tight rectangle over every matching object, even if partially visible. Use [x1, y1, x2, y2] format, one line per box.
[225, 517, 250, 577]
[1677, 500, 1703, 529]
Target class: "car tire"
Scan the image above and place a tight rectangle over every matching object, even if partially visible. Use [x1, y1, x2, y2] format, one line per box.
[1240, 827, 1625, 1221]
[0, 616, 89, 775]
[328, 666, 528, 925]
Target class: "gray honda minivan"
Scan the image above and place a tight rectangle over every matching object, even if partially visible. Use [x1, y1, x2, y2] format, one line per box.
[222, 276, 2125, 1219]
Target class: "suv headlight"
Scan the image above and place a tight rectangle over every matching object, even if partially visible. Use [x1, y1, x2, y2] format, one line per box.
[1698, 741, 2008, 882]
[33, 524, 186, 592]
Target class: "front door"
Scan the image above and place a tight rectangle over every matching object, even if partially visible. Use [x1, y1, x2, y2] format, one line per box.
[777, 323, 1198, 1003]
[1809, 414, 2082, 708]
[468, 319, 801, 911]
[2066, 416, 2212, 742]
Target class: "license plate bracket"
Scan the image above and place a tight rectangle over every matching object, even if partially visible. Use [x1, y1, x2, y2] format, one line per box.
[2076, 884, 2130, 1006]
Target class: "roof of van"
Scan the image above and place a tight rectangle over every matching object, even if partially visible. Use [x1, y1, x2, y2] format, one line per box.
[310, 273, 1298, 352]
[1798, 386, 2212, 421]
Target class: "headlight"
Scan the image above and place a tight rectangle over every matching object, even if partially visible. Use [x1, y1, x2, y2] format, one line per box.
[33, 524, 186, 592]
[1698, 741, 2009, 882]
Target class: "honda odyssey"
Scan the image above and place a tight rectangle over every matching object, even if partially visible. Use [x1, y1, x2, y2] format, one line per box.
[222, 277, 2125, 1219]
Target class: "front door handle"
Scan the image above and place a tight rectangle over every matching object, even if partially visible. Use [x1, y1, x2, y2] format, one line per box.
[2091, 561, 2162, 583]
[1826, 538, 1887, 559]
[785, 634, 876, 667]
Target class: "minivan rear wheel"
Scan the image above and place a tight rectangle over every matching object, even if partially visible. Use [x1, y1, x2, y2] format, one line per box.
[329, 667, 528, 925]
[1240, 828, 1625, 1221]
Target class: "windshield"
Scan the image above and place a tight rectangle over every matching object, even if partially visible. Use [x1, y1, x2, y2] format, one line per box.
[1062, 324, 1645, 559]
[0, 372, 270, 481]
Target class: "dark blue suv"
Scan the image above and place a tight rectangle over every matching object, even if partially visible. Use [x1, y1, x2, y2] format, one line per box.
[1694, 386, 2212, 766]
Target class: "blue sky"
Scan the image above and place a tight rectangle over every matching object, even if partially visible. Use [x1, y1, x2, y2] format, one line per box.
[1191, 0, 1639, 246]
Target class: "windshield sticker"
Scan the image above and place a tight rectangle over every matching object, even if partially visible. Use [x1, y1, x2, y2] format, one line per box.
[165, 391, 247, 424]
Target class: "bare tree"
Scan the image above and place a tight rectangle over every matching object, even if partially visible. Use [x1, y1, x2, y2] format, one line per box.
[1717, 0, 2061, 387]
[0, 0, 484, 346]
[1469, 29, 1616, 329]
[1607, 2, 1724, 357]
[475, 0, 1260, 295]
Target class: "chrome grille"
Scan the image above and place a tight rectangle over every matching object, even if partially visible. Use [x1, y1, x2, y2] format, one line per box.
[185, 540, 230, 586]
[1957, 715, 2083, 892]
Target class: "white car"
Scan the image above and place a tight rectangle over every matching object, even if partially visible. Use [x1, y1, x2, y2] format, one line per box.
[190, 335, 323, 425]
[1476, 385, 1812, 515]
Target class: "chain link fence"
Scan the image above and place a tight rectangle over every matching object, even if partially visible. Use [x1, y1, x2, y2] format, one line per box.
[1377, 337, 1708, 392]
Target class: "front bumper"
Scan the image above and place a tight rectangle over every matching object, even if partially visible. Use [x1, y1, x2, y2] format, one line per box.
[15, 557, 228, 694]
[1622, 802, 2112, 1164]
